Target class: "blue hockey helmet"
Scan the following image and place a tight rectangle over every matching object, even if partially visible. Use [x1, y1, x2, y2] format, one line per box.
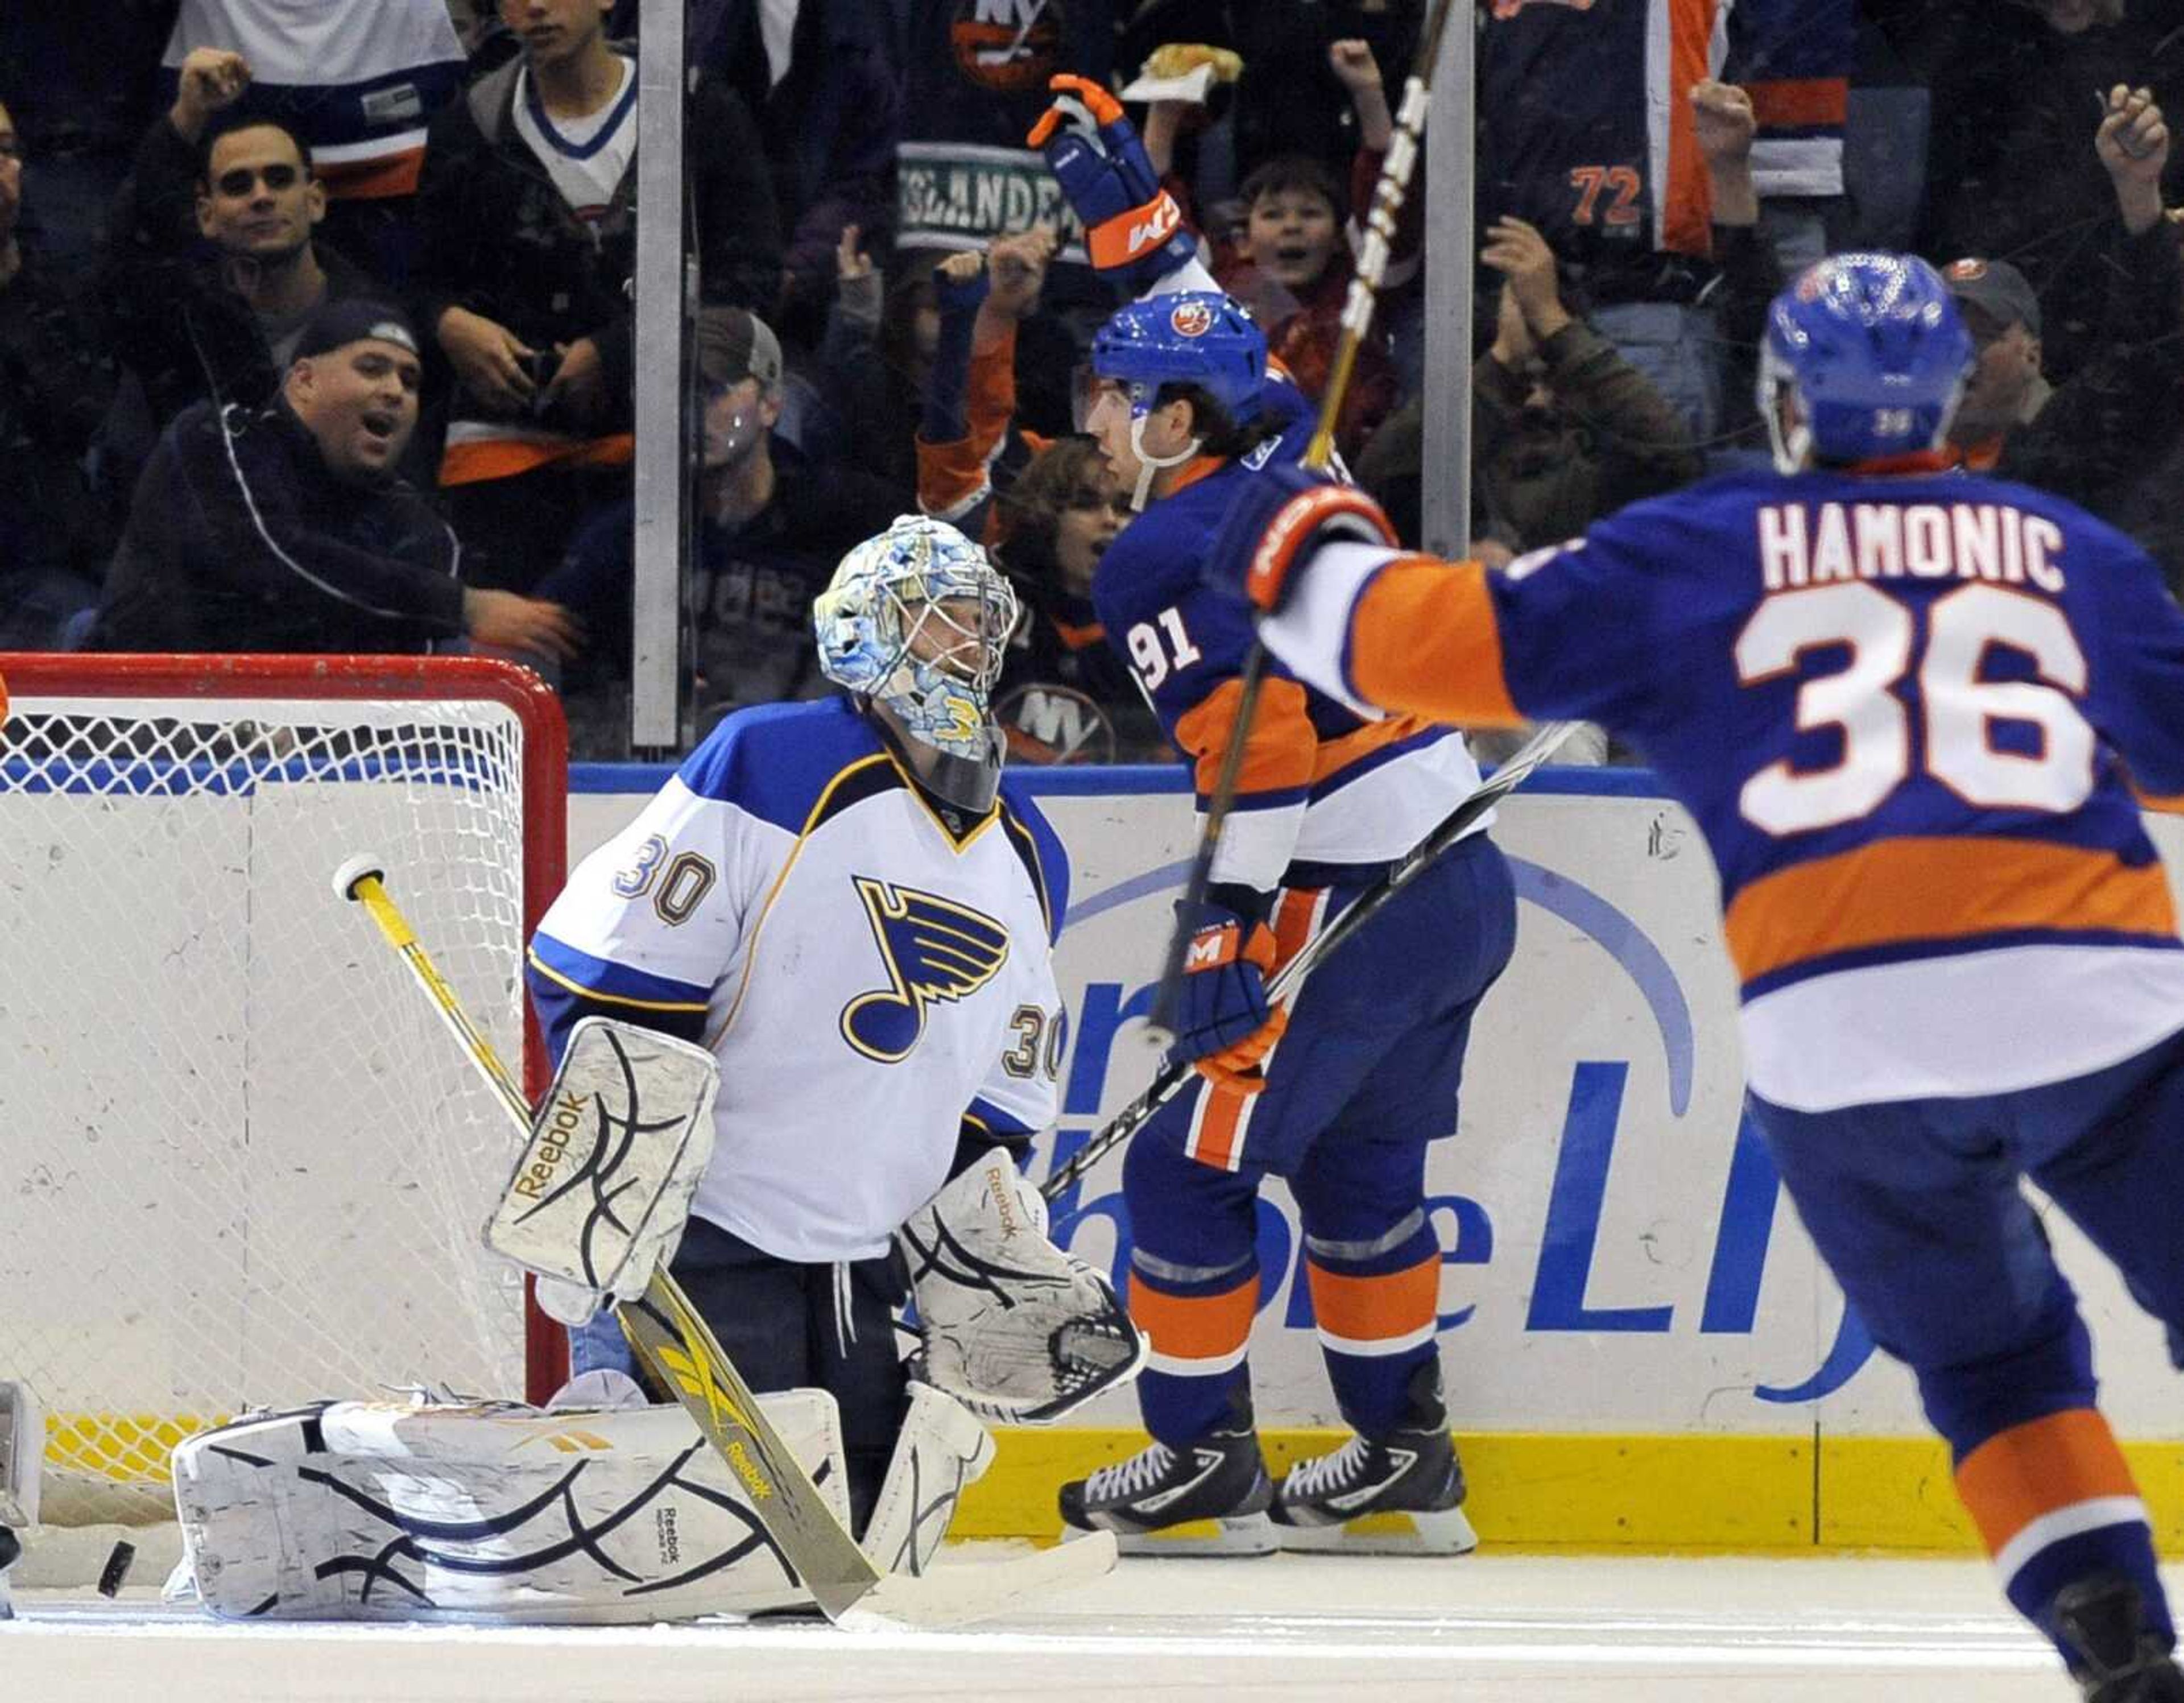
[1760, 253, 1975, 473]
[1090, 292, 1267, 426]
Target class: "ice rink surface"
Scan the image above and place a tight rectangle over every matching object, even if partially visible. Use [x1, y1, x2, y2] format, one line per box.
[7, 1547, 2152, 1702]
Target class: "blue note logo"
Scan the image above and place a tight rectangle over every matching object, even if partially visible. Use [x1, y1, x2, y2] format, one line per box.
[840, 878, 1012, 1062]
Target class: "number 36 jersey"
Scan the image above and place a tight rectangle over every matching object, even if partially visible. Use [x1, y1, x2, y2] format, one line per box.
[1265, 465, 2184, 1113]
[528, 698, 1069, 1263]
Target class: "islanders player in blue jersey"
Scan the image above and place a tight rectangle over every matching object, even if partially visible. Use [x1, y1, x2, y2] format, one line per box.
[1052, 292, 1516, 1556]
[1206, 254, 2184, 1700]
[526, 516, 1141, 1542]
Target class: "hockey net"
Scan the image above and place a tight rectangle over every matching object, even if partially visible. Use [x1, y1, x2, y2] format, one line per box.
[0, 655, 569, 1547]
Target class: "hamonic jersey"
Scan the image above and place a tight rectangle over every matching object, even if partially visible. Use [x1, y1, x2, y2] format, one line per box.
[1263, 465, 2184, 1113]
[529, 698, 1069, 1263]
[1094, 457, 1484, 895]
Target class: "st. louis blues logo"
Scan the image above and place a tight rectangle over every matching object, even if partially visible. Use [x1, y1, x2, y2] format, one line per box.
[840, 877, 1011, 1062]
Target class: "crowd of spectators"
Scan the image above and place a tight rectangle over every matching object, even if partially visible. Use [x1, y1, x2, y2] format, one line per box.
[4, 1, 2184, 763]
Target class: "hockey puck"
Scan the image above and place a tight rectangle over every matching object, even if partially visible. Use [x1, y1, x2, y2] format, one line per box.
[96, 1539, 135, 1597]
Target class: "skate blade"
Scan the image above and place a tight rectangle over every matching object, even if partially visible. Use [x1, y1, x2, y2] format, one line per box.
[1114, 1511, 1279, 1558]
[1274, 1503, 1478, 1556]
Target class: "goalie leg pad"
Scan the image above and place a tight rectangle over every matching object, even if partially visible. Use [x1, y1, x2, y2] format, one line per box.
[898, 1149, 1148, 1422]
[0, 1379, 40, 1530]
[485, 1016, 719, 1320]
[859, 1382, 995, 1577]
[170, 1391, 851, 1623]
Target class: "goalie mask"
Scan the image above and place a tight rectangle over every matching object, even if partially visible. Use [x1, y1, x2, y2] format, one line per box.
[814, 516, 1021, 814]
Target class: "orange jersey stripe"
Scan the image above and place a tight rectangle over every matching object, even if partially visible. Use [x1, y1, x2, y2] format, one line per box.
[316, 147, 425, 201]
[1306, 1254, 1438, 1343]
[439, 432, 636, 488]
[1661, 0, 1722, 256]
[1127, 1272, 1259, 1361]
[916, 432, 993, 520]
[2133, 786, 2184, 815]
[1310, 709, 1441, 787]
[1349, 558, 1524, 729]
[1186, 1077, 1258, 1171]
[1956, 1409, 2140, 1559]
[1747, 77, 1851, 130]
[1173, 675, 1318, 799]
[1723, 838, 2178, 985]
[1270, 886, 1326, 971]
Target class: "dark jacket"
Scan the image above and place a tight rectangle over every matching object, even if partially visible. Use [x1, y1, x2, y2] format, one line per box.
[90, 398, 466, 654]
[1472, 319, 1705, 550]
[102, 115, 388, 427]
[410, 46, 780, 432]
[0, 250, 120, 582]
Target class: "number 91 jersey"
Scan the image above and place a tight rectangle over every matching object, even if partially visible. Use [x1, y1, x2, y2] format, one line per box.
[1273, 465, 2184, 1115]
[528, 698, 1069, 1264]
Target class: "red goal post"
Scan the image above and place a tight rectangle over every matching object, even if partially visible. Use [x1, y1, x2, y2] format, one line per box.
[0, 653, 570, 1530]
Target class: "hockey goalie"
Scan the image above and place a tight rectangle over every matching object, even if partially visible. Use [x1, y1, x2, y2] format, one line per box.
[172, 519, 1143, 1622]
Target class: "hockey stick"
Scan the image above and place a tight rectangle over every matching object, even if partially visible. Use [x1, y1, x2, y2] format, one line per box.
[335, 861, 1116, 1629]
[1043, 718, 1578, 1204]
[1150, 0, 1465, 1029]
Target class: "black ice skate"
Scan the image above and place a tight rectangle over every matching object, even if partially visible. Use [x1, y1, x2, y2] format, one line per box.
[1271, 1363, 1477, 1556]
[2052, 1574, 2184, 1702]
[1057, 1393, 1275, 1556]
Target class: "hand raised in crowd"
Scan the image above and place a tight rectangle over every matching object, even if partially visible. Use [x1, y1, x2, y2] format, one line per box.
[834, 222, 883, 330]
[1490, 282, 1537, 371]
[1481, 216, 1571, 342]
[462, 589, 584, 663]
[2097, 84, 2170, 234]
[437, 306, 539, 416]
[1328, 39, 1393, 151]
[1691, 79, 1760, 226]
[541, 336, 607, 427]
[171, 48, 253, 140]
[1691, 78, 1757, 166]
[985, 226, 1056, 320]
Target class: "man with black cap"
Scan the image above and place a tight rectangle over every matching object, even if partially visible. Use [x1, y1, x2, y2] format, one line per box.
[1937, 84, 2184, 520]
[89, 298, 580, 659]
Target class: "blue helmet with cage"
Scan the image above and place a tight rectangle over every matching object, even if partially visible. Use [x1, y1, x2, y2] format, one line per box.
[1760, 253, 1975, 474]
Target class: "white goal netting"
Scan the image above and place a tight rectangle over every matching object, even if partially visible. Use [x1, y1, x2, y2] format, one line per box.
[0, 657, 565, 1531]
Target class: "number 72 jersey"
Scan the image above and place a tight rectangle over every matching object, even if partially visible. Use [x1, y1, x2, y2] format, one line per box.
[1268, 465, 2184, 1114]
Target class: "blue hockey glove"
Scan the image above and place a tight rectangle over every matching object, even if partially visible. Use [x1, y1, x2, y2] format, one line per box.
[1027, 74, 1199, 293]
[1203, 462, 1402, 614]
[1167, 894, 1288, 1075]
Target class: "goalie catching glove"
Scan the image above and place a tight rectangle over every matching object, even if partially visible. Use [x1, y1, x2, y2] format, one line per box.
[484, 1016, 719, 1325]
[897, 1148, 1146, 1422]
[1027, 74, 1200, 293]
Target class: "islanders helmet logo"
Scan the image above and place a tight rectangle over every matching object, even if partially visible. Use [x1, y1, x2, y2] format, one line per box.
[841, 877, 1011, 1062]
[1169, 299, 1215, 338]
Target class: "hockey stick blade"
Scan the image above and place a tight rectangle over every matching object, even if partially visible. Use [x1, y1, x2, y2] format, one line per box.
[1042, 720, 1578, 1202]
[842, 1531, 1119, 1631]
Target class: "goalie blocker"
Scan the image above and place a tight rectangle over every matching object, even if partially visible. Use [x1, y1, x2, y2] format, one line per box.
[169, 1375, 994, 1623]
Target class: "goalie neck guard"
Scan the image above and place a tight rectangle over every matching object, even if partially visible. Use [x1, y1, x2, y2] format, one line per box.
[814, 516, 1021, 815]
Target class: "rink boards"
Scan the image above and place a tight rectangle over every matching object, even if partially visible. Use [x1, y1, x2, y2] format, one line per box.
[569, 764, 2184, 1553]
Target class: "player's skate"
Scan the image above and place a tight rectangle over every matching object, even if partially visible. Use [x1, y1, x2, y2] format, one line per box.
[1271, 1363, 1476, 1556]
[0, 1523, 19, 1622]
[1057, 1392, 1275, 1556]
[2052, 1574, 2184, 1702]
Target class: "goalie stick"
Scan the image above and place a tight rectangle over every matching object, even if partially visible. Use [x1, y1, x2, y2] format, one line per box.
[1150, 0, 1465, 1030]
[1042, 718, 1578, 1204]
[334, 858, 1116, 1629]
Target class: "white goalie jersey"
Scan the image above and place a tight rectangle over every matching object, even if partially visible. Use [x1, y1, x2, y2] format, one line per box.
[528, 698, 1070, 1264]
